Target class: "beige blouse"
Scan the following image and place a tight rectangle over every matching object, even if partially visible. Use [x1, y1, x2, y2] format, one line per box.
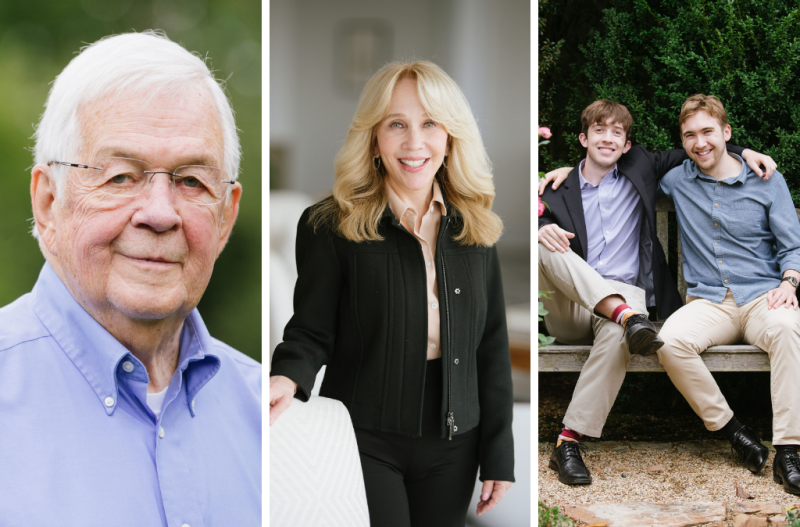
[386, 180, 447, 360]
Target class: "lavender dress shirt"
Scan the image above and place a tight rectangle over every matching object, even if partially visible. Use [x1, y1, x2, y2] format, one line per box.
[0, 263, 261, 527]
[578, 160, 644, 285]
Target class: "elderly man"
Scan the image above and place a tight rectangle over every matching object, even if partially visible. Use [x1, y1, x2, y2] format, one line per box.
[0, 32, 260, 525]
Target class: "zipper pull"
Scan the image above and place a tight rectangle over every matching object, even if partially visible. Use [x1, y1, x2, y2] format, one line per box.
[447, 412, 455, 441]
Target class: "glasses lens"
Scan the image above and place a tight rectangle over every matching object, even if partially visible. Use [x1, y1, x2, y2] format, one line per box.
[93, 158, 150, 197]
[172, 166, 226, 204]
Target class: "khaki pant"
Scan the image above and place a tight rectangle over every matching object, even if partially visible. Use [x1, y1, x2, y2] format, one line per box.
[658, 291, 800, 444]
[539, 244, 647, 438]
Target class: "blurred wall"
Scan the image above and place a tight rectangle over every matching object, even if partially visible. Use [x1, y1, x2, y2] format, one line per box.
[0, 0, 261, 361]
[270, 0, 530, 248]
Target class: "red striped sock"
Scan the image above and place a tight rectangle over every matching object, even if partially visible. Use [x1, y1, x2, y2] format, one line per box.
[612, 304, 633, 324]
[559, 428, 581, 442]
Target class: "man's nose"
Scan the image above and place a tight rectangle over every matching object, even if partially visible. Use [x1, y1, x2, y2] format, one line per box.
[131, 173, 182, 233]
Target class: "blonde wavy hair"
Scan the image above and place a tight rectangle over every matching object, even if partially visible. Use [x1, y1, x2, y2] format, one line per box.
[309, 60, 503, 247]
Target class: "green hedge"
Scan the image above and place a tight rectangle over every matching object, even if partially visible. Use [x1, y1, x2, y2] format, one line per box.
[539, 0, 800, 203]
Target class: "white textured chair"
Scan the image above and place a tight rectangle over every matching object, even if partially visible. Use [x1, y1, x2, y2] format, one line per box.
[270, 396, 370, 527]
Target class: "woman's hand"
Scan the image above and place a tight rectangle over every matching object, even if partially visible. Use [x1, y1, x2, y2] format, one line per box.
[476, 480, 512, 516]
[269, 375, 298, 425]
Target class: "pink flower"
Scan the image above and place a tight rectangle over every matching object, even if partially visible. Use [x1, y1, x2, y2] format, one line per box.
[538, 126, 552, 139]
[538, 197, 546, 217]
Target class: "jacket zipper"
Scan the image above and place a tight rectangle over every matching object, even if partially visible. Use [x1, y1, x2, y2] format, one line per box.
[438, 217, 454, 440]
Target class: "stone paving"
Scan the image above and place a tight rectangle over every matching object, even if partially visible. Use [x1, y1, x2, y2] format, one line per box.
[539, 441, 800, 527]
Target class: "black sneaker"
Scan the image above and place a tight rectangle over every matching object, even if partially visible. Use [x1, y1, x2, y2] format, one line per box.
[548, 440, 592, 485]
[621, 313, 664, 356]
[774, 450, 800, 495]
[730, 425, 769, 474]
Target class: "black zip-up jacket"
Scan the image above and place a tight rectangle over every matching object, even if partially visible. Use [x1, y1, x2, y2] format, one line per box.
[538, 144, 746, 319]
[271, 200, 515, 483]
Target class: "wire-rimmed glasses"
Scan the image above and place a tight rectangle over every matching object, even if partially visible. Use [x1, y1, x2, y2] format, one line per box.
[47, 157, 235, 206]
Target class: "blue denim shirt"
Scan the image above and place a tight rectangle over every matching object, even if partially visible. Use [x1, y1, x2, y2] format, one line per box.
[659, 154, 800, 305]
[0, 264, 261, 526]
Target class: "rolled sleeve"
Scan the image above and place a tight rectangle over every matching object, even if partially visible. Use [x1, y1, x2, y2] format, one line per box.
[769, 174, 800, 275]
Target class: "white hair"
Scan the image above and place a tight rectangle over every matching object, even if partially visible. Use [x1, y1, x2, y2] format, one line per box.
[33, 30, 241, 200]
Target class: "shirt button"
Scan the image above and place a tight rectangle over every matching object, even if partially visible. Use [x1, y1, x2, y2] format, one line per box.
[715, 243, 718, 246]
[719, 260, 723, 264]
[425, 260, 431, 267]
[454, 288, 460, 294]
[718, 182, 722, 185]
[430, 343, 436, 349]
[724, 279, 729, 283]
[429, 205, 434, 212]
[122, 361, 134, 373]
[159, 427, 165, 438]
[715, 223, 719, 227]
[454, 359, 459, 365]
[192, 399, 196, 410]
[715, 203, 719, 207]
[432, 303, 438, 309]
[104, 397, 114, 407]
[182, 524, 191, 527]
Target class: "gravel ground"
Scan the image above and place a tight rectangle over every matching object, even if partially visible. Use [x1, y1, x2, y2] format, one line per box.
[538, 441, 800, 510]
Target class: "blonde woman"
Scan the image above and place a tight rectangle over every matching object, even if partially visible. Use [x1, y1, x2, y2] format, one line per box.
[270, 61, 514, 526]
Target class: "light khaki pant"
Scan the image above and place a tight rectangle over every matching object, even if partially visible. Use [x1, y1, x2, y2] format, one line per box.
[539, 244, 647, 438]
[658, 290, 800, 444]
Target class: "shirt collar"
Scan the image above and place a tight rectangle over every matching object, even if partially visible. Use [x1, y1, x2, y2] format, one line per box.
[31, 263, 220, 416]
[385, 179, 447, 221]
[688, 152, 749, 185]
[578, 158, 618, 188]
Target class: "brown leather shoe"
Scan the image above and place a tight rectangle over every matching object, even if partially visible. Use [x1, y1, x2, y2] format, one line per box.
[622, 313, 663, 356]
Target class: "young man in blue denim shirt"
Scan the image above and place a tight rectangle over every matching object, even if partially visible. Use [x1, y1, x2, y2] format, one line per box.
[658, 94, 800, 495]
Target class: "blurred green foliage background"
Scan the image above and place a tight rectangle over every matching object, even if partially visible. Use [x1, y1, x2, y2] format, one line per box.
[0, 0, 261, 361]
[539, 0, 800, 205]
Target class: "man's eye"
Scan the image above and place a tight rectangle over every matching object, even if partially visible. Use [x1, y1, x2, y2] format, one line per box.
[110, 174, 131, 184]
[179, 177, 202, 188]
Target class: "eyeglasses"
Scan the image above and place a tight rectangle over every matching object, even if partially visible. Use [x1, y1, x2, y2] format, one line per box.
[47, 157, 235, 206]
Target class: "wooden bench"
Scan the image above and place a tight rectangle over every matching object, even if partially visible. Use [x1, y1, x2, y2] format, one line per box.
[538, 200, 800, 373]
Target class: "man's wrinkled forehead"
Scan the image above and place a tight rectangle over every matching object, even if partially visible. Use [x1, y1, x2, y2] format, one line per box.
[77, 88, 224, 165]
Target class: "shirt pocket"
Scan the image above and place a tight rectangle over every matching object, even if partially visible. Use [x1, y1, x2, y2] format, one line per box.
[727, 201, 767, 237]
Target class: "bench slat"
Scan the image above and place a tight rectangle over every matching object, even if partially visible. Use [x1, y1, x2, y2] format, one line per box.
[539, 345, 770, 372]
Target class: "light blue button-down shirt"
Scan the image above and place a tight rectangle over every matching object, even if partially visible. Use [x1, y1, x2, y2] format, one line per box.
[659, 154, 800, 305]
[0, 263, 261, 526]
[578, 159, 644, 285]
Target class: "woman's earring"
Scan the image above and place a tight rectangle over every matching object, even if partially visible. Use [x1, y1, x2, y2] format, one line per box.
[373, 156, 382, 170]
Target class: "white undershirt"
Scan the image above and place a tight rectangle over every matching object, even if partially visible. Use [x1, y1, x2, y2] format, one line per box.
[146, 387, 168, 419]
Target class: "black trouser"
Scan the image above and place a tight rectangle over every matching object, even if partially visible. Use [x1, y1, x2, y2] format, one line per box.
[354, 358, 480, 527]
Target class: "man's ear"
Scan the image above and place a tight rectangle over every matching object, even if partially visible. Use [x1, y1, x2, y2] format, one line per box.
[622, 140, 632, 154]
[723, 124, 732, 142]
[217, 182, 242, 257]
[31, 164, 58, 256]
[579, 133, 588, 148]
